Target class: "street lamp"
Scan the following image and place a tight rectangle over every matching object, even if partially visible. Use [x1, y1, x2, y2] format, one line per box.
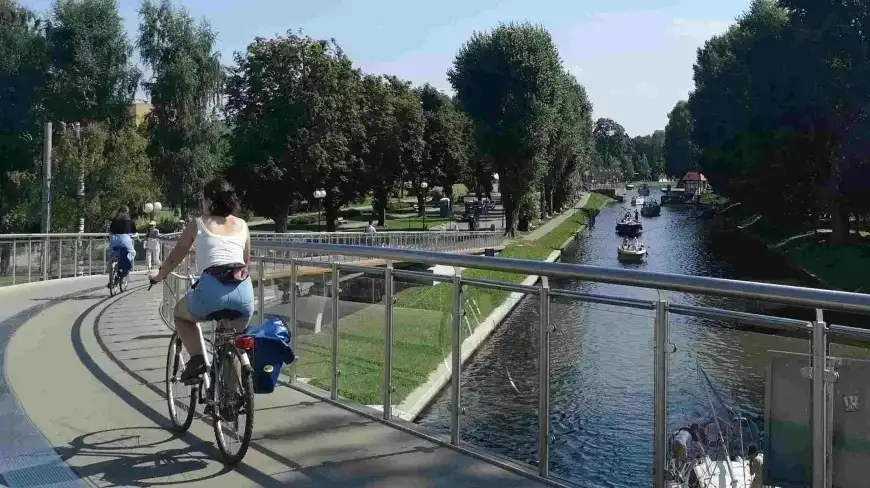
[143, 201, 162, 222]
[313, 189, 326, 232]
[420, 181, 429, 230]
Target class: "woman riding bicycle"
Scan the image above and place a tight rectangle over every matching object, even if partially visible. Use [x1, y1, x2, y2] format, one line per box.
[150, 178, 253, 383]
[107, 205, 137, 281]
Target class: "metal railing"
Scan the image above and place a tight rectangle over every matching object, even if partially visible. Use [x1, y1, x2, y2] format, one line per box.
[156, 239, 870, 488]
[0, 233, 112, 284]
[0, 230, 503, 287]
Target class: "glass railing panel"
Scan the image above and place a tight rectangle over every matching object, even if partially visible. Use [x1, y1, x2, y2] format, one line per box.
[388, 265, 454, 428]
[543, 289, 655, 485]
[428, 279, 540, 468]
[667, 300, 813, 488]
[334, 264, 387, 409]
[296, 261, 337, 395]
[826, 329, 870, 488]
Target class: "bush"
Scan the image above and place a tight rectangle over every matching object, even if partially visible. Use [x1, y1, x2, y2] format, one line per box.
[134, 214, 180, 234]
[428, 188, 444, 204]
[452, 184, 469, 202]
[517, 191, 538, 232]
[386, 200, 414, 213]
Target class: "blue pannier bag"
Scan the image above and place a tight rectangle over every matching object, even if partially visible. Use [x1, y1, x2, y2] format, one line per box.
[243, 315, 296, 394]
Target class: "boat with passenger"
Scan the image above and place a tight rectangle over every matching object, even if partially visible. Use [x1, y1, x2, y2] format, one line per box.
[641, 199, 661, 217]
[617, 237, 646, 262]
[638, 183, 650, 196]
[615, 212, 643, 237]
[667, 364, 765, 488]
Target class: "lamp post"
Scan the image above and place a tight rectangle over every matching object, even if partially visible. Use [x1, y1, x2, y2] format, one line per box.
[143, 201, 162, 223]
[313, 189, 326, 232]
[420, 181, 429, 230]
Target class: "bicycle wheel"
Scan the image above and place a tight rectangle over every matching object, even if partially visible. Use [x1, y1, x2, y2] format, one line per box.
[212, 344, 254, 465]
[119, 272, 128, 293]
[165, 332, 197, 431]
[108, 264, 116, 297]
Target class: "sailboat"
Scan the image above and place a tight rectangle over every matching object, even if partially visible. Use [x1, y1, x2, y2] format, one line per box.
[667, 363, 763, 488]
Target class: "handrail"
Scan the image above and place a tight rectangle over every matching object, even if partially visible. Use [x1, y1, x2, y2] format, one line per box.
[0, 232, 109, 238]
[258, 241, 870, 314]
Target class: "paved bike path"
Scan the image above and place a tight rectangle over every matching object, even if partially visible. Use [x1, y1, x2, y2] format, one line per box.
[2, 279, 551, 487]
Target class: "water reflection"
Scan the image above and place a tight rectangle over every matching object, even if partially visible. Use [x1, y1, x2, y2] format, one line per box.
[416, 193, 870, 487]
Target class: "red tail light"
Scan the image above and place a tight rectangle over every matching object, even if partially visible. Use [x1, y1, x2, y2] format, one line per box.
[235, 335, 255, 350]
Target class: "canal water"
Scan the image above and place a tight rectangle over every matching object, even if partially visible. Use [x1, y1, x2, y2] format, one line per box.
[416, 190, 870, 487]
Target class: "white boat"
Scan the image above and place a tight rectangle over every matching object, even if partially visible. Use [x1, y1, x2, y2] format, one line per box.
[617, 240, 646, 262]
[635, 196, 645, 206]
[692, 456, 754, 488]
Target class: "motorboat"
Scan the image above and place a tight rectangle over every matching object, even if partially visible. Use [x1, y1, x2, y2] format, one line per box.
[635, 196, 645, 206]
[626, 183, 635, 190]
[631, 196, 638, 206]
[617, 238, 646, 262]
[641, 199, 661, 217]
[615, 213, 643, 237]
[638, 183, 650, 196]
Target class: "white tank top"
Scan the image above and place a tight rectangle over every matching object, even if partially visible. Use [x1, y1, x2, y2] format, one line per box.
[193, 217, 248, 272]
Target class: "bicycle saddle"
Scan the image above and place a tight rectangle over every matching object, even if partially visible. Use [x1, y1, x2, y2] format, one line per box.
[206, 309, 245, 321]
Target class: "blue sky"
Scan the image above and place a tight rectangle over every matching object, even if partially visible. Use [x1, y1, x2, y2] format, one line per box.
[23, 0, 750, 135]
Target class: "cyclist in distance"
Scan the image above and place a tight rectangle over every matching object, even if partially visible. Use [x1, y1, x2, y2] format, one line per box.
[107, 205, 137, 282]
[149, 178, 254, 383]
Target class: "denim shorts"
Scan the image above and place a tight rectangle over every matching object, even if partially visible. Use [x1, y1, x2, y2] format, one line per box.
[186, 274, 255, 323]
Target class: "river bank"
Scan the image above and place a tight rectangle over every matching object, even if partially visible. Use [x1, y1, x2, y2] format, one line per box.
[705, 195, 870, 293]
[289, 193, 610, 413]
[396, 192, 611, 420]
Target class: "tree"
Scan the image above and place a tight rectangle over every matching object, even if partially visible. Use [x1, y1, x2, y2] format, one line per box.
[138, 0, 226, 215]
[417, 83, 468, 207]
[543, 72, 593, 214]
[631, 130, 665, 178]
[225, 31, 366, 232]
[0, 0, 49, 232]
[449, 22, 562, 236]
[663, 100, 697, 179]
[44, 0, 139, 125]
[358, 74, 422, 225]
[593, 117, 633, 180]
[44, 122, 157, 232]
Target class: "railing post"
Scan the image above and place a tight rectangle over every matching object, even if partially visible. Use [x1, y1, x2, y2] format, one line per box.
[331, 260, 340, 400]
[289, 259, 298, 383]
[538, 276, 551, 477]
[653, 291, 670, 488]
[11, 240, 16, 284]
[450, 269, 463, 445]
[383, 262, 394, 420]
[257, 259, 265, 328]
[73, 236, 79, 277]
[811, 309, 828, 488]
[27, 240, 32, 283]
[88, 239, 92, 275]
[57, 240, 62, 279]
[42, 237, 49, 282]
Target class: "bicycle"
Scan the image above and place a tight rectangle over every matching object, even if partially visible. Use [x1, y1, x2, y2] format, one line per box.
[151, 277, 256, 465]
[107, 247, 129, 296]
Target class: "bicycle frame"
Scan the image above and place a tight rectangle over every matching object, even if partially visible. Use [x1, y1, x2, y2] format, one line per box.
[162, 277, 252, 406]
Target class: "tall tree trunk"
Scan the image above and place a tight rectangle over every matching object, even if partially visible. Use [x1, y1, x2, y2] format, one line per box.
[416, 191, 426, 217]
[831, 198, 849, 246]
[272, 206, 289, 233]
[503, 194, 518, 237]
[373, 188, 389, 226]
[325, 199, 338, 232]
[443, 182, 454, 199]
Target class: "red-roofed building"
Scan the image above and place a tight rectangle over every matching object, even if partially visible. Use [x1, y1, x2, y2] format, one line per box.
[680, 171, 708, 195]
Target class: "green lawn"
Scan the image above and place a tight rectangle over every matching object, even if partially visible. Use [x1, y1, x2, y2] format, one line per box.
[716, 196, 870, 293]
[289, 194, 610, 405]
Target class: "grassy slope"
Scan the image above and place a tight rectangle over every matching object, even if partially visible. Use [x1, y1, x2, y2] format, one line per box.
[291, 193, 610, 404]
